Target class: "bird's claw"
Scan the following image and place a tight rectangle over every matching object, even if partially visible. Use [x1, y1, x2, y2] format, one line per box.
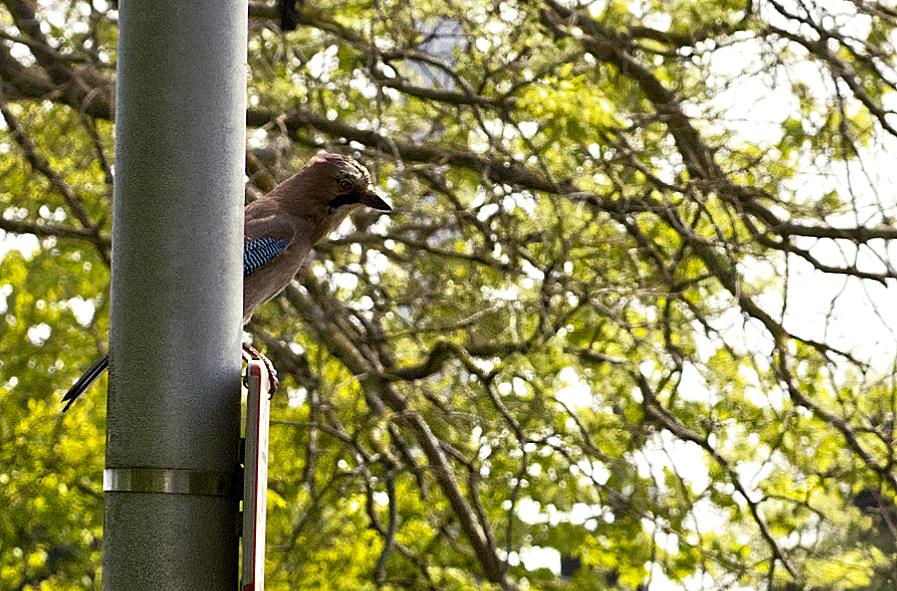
[242, 342, 279, 398]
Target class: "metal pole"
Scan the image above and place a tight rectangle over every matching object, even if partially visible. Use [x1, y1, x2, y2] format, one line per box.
[104, 1, 247, 590]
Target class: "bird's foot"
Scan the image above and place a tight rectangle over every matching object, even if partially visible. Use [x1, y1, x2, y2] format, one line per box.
[242, 342, 279, 398]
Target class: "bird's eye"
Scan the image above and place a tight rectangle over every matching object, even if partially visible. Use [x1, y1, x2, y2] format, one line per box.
[338, 177, 356, 193]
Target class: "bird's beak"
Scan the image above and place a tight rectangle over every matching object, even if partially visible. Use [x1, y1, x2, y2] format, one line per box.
[359, 190, 392, 211]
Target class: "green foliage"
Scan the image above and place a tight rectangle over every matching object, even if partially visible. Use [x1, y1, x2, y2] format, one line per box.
[4, 0, 897, 589]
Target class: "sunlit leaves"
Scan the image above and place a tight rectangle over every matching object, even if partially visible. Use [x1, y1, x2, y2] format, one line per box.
[518, 74, 619, 148]
[4, 0, 897, 589]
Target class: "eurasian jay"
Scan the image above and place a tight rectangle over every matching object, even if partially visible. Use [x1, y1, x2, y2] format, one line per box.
[61, 153, 391, 411]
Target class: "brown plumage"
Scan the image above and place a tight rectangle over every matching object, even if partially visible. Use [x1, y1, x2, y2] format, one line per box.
[62, 153, 391, 410]
[242, 153, 390, 323]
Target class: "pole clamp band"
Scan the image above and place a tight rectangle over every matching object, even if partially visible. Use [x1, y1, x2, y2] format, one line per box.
[104, 467, 235, 497]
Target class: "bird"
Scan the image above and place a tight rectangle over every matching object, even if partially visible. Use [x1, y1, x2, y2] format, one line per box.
[61, 153, 391, 412]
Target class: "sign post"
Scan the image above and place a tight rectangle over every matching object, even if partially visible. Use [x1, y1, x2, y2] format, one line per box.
[241, 361, 272, 591]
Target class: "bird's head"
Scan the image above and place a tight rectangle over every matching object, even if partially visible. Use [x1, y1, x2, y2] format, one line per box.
[312, 153, 391, 215]
[277, 152, 392, 243]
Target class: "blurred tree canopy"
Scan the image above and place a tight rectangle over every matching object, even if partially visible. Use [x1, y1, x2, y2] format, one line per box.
[3, 0, 897, 589]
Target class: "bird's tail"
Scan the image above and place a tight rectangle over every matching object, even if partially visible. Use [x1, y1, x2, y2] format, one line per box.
[62, 354, 110, 412]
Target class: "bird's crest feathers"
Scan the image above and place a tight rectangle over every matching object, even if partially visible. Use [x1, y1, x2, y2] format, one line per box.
[303, 154, 388, 211]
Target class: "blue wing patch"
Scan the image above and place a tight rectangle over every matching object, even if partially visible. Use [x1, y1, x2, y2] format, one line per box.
[244, 237, 288, 276]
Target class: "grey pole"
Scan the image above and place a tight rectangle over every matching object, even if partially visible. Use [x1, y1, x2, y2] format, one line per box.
[104, 1, 247, 590]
